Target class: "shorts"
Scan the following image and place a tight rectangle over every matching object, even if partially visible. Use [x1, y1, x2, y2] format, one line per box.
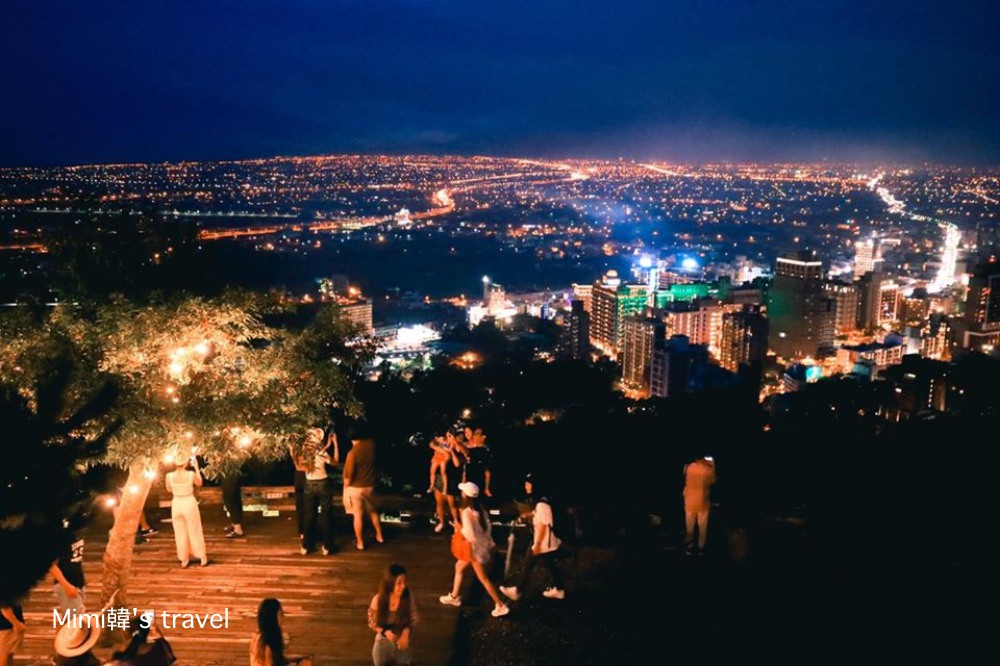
[0, 627, 24, 657]
[344, 486, 376, 516]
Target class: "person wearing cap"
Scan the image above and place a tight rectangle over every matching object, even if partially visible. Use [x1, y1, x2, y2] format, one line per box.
[438, 481, 510, 618]
[0, 601, 26, 666]
[343, 431, 383, 550]
[52, 611, 101, 666]
[165, 451, 208, 567]
[500, 475, 566, 601]
[682, 455, 717, 555]
[300, 426, 339, 556]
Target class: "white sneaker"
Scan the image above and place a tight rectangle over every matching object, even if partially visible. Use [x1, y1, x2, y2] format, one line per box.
[320, 546, 330, 556]
[434, 522, 444, 533]
[542, 588, 565, 600]
[499, 586, 520, 601]
[439, 593, 461, 607]
[299, 547, 308, 555]
[491, 603, 510, 617]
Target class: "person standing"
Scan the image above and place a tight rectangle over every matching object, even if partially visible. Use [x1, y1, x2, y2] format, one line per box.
[222, 461, 246, 539]
[51, 534, 86, 613]
[0, 601, 25, 666]
[683, 455, 717, 555]
[430, 432, 465, 534]
[301, 427, 338, 556]
[462, 428, 493, 500]
[368, 564, 419, 666]
[290, 443, 310, 542]
[500, 474, 566, 601]
[438, 482, 509, 618]
[343, 432, 383, 550]
[165, 454, 208, 567]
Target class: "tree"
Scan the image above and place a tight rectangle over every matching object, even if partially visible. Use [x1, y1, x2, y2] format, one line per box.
[0, 353, 118, 606]
[0, 292, 368, 634]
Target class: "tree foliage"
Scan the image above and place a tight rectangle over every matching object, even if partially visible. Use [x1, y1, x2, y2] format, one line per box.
[0, 357, 118, 604]
[1, 292, 370, 477]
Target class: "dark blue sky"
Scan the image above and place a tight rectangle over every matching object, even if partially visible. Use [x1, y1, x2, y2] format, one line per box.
[3, 0, 998, 166]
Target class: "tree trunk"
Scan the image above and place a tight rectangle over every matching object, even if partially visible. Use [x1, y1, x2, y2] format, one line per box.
[99, 464, 153, 645]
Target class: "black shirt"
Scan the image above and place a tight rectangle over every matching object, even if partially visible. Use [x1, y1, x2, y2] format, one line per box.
[463, 446, 492, 490]
[57, 538, 86, 589]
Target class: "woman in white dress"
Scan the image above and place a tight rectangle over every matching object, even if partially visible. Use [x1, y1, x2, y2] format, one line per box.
[165, 454, 208, 567]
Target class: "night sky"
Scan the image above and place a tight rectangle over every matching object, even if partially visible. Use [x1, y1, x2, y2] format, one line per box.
[3, 0, 998, 166]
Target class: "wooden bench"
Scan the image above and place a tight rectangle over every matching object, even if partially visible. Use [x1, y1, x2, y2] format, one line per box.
[156, 485, 303, 517]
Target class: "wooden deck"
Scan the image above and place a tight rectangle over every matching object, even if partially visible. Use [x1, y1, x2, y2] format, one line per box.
[18, 502, 465, 665]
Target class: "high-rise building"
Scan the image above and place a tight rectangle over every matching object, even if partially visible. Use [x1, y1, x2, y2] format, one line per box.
[590, 271, 649, 357]
[822, 281, 860, 336]
[881, 355, 949, 419]
[486, 282, 507, 317]
[560, 299, 591, 361]
[857, 271, 891, 331]
[719, 304, 769, 372]
[659, 299, 724, 353]
[338, 298, 374, 335]
[877, 280, 901, 326]
[965, 258, 1000, 330]
[621, 315, 665, 395]
[854, 237, 882, 277]
[958, 257, 1000, 350]
[767, 251, 833, 360]
[571, 283, 593, 313]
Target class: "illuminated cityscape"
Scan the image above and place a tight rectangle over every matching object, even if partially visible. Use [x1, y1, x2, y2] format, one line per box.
[2, 1, 997, 663]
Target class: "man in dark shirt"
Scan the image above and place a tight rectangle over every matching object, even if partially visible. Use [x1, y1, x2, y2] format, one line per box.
[343, 436, 384, 549]
[51, 537, 86, 613]
[463, 428, 493, 499]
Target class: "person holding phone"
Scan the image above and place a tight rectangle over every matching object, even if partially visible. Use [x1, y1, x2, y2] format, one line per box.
[165, 451, 208, 567]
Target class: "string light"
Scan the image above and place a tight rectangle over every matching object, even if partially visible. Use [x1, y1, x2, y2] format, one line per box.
[163, 452, 175, 464]
[238, 434, 253, 448]
[143, 469, 156, 480]
[128, 484, 140, 495]
[104, 497, 117, 508]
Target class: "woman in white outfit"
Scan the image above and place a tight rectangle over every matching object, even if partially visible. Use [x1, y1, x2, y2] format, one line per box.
[165, 455, 208, 567]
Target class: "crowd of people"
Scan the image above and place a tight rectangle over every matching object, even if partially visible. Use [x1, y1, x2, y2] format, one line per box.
[0, 415, 718, 665]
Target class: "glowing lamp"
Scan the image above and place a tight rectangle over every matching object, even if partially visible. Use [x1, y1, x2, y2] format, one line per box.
[105, 497, 117, 508]
[128, 484, 140, 495]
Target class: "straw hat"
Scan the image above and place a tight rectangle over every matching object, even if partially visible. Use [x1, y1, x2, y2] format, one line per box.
[54, 615, 101, 657]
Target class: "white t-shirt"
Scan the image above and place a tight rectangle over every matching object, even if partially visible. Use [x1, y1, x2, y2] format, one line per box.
[532, 501, 562, 554]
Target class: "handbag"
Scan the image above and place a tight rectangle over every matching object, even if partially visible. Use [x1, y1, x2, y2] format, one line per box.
[450, 530, 473, 562]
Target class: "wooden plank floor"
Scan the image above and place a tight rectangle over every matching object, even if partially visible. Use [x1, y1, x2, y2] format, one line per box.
[18, 505, 465, 665]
